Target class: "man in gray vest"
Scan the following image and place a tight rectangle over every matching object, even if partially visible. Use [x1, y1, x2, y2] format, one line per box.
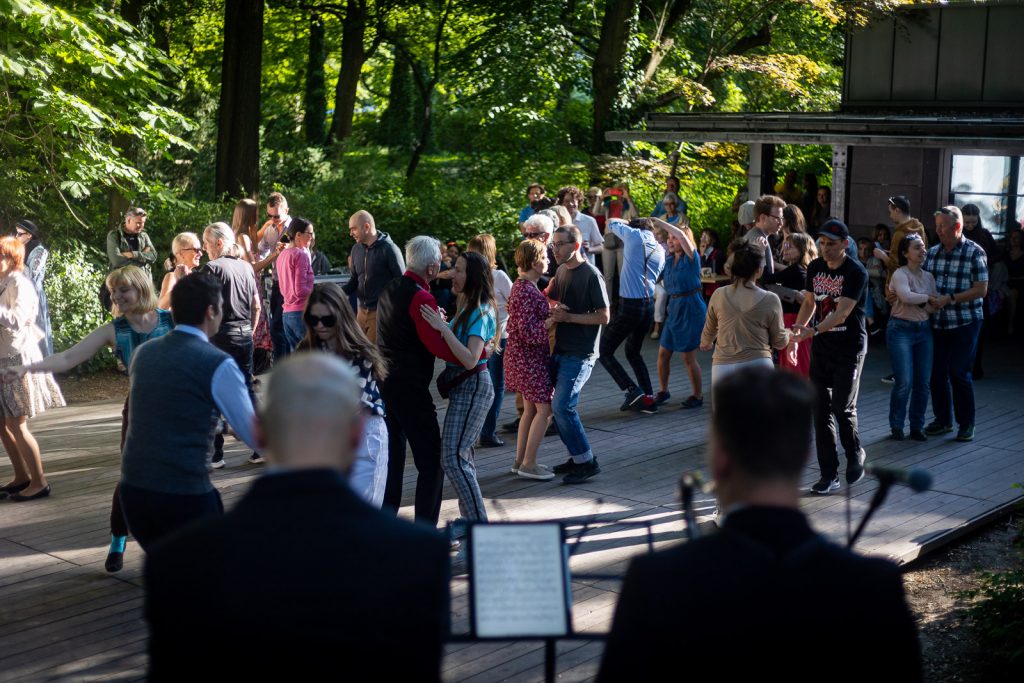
[119, 272, 259, 551]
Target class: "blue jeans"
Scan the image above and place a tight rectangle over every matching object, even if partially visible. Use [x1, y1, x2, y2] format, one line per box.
[480, 337, 507, 440]
[931, 319, 981, 429]
[282, 311, 305, 353]
[886, 318, 932, 432]
[550, 353, 596, 461]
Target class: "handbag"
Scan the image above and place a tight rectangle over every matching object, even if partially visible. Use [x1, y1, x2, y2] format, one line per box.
[436, 364, 486, 399]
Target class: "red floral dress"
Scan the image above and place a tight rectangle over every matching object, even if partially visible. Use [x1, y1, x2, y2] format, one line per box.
[504, 278, 554, 404]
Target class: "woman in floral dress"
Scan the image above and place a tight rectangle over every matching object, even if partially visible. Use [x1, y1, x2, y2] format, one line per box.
[504, 239, 555, 481]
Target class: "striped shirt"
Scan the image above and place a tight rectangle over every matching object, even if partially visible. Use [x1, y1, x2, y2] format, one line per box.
[924, 237, 988, 330]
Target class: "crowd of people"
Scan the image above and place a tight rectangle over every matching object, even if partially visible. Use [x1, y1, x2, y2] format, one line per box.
[5, 172, 1014, 678]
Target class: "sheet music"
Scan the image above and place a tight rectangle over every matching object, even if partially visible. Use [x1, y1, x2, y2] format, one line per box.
[471, 523, 570, 638]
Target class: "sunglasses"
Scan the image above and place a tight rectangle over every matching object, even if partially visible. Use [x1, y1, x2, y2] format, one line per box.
[523, 232, 545, 239]
[304, 313, 337, 328]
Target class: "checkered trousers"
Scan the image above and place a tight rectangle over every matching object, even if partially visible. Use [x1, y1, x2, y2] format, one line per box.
[441, 367, 494, 522]
[925, 237, 988, 330]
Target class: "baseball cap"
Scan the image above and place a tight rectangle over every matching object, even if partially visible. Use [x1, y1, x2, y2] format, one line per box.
[818, 219, 850, 241]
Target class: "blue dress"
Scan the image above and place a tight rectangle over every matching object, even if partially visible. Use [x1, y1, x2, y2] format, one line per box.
[659, 250, 706, 353]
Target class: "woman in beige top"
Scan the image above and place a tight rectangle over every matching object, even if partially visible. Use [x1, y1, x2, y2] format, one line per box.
[886, 233, 939, 442]
[700, 238, 790, 390]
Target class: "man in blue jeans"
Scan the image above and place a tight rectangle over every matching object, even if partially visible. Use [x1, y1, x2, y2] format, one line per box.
[546, 225, 610, 484]
[598, 217, 665, 414]
[924, 206, 988, 442]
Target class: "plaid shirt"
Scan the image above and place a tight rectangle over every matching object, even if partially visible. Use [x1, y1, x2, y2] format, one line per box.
[924, 236, 988, 330]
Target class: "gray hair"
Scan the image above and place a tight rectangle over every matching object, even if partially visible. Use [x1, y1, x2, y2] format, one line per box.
[663, 192, 682, 206]
[935, 205, 963, 227]
[204, 221, 243, 258]
[524, 213, 554, 235]
[405, 235, 442, 272]
[125, 207, 147, 219]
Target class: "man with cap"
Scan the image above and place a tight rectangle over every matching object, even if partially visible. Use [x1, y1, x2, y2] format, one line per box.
[874, 195, 928, 283]
[792, 219, 869, 495]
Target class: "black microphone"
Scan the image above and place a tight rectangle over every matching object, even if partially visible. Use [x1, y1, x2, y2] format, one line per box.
[865, 465, 932, 492]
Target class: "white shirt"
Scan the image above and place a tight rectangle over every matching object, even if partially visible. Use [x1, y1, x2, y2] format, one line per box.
[573, 211, 604, 265]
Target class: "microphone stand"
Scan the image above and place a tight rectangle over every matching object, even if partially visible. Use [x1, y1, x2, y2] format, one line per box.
[846, 478, 894, 549]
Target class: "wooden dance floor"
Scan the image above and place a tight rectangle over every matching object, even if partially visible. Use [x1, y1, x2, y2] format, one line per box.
[1, 339, 1021, 681]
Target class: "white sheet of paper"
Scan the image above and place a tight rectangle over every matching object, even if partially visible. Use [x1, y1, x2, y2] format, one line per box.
[470, 523, 570, 638]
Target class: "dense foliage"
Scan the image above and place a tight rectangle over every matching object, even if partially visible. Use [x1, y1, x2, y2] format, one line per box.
[1, 0, 908, 359]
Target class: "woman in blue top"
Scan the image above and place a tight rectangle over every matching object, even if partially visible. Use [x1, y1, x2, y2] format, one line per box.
[650, 217, 706, 409]
[6, 265, 173, 573]
[421, 251, 498, 525]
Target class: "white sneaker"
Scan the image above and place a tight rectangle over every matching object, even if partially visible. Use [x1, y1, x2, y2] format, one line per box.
[211, 459, 226, 470]
[248, 453, 265, 465]
[518, 464, 555, 481]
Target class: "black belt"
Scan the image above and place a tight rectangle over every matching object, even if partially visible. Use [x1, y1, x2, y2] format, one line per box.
[670, 287, 702, 299]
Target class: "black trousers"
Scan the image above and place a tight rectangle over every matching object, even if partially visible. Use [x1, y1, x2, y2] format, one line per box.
[599, 298, 655, 395]
[380, 379, 444, 526]
[119, 482, 223, 552]
[810, 350, 865, 479]
[211, 334, 256, 461]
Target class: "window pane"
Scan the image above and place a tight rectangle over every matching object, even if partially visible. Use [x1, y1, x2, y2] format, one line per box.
[1016, 196, 1024, 230]
[952, 193, 1005, 232]
[951, 155, 1011, 195]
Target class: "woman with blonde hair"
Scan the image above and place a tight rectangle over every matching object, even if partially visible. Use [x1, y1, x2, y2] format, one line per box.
[504, 239, 555, 480]
[0, 237, 64, 503]
[158, 232, 202, 309]
[466, 234, 513, 448]
[764, 232, 817, 376]
[298, 283, 389, 506]
[6, 265, 171, 569]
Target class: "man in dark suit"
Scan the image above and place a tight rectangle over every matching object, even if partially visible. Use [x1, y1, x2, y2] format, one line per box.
[597, 367, 921, 682]
[144, 353, 450, 681]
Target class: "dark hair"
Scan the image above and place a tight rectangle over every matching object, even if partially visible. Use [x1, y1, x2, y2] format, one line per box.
[525, 183, 546, 199]
[701, 230, 720, 247]
[754, 194, 785, 219]
[961, 203, 984, 231]
[531, 197, 555, 212]
[727, 238, 763, 281]
[171, 272, 222, 326]
[896, 233, 924, 267]
[452, 252, 500, 349]
[556, 185, 584, 205]
[874, 223, 892, 243]
[297, 283, 388, 381]
[288, 217, 313, 241]
[267, 192, 287, 208]
[713, 367, 814, 479]
[554, 224, 583, 245]
[783, 204, 806, 234]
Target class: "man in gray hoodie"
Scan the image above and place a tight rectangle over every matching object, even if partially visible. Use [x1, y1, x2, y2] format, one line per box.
[343, 210, 406, 343]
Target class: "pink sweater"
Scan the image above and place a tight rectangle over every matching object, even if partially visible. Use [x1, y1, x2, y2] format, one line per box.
[277, 247, 315, 313]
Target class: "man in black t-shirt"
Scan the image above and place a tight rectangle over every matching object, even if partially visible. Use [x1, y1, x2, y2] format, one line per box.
[793, 219, 868, 495]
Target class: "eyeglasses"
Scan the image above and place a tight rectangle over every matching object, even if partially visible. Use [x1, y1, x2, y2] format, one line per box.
[304, 313, 337, 328]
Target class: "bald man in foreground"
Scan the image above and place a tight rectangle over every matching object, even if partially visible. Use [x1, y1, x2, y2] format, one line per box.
[144, 354, 450, 681]
[343, 209, 405, 342]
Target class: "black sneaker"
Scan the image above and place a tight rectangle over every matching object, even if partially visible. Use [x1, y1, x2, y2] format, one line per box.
[810, 476, 840, 495]
[552, 457, 577, 474]
[924, 421, 953, 436]
[955, 425, 975, 442]
[637, 396, 658, 414]
[908, 430, 928, 442]
[620, 386, 644, 411]
[653, 391, 671, 406]
[890, 428, 904, 441]
[104, 550, 124, 573]
[562, 458, 601, 485]
[846, 449, 866, 486]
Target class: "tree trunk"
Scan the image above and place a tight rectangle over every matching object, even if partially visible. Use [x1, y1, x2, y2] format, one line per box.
[591, 0, 636, 155]
[304, 13, 327, 145]
[376, 51, 416, 151]
[215, 0, 264, 198]
[328, 0, 367, 144]
[405, 64, 433, 181]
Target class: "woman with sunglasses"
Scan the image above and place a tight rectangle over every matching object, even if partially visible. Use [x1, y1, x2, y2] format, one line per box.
[158, 232, 203, 310]
[420, 251, 499, 525]
[297, 283, 389, 507]
[5, 265, 171, 569]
